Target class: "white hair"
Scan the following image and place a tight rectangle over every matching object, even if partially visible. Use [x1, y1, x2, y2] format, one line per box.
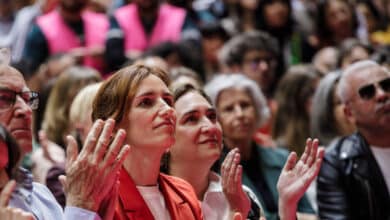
[337, 60, 381, 103]
[204, 73, 270, 128]
[70, 82, 102, 125]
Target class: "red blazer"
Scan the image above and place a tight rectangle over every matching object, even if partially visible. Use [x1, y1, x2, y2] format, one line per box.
[114, 168, 203, 220]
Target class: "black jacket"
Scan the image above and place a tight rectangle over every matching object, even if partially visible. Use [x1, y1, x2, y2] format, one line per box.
[317, 133, 390, 220]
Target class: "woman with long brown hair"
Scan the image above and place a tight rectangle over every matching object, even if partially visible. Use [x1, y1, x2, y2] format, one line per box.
[92, 64, 203, 220]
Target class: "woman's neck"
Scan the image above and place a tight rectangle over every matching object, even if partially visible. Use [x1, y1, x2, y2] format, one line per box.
[170, 159, 211, 200]
[123, 147, 164, 186]
[0, 169, 10, 191]
[224, 138, 252, 160]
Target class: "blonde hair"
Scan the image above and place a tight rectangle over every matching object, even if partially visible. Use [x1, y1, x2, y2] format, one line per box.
[69, 83, 102, 126]
[42, 66, 101, 147]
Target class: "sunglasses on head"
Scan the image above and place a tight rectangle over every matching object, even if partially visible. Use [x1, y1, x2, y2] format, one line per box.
[358, 77, 390, 100]
[0, 88, 39, 112]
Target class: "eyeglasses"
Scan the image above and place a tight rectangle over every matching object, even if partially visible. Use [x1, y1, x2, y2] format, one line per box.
[0, 88, 39, 112]
[357, 77, 390, 100]
[244, 57, 276, 70]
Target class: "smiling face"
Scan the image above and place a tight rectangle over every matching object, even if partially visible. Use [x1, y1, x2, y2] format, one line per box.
[216, 88, 258, 142]
[122, 74, 176, 151]
[0, 66, 32, 155]
[170, 91, 222, 164]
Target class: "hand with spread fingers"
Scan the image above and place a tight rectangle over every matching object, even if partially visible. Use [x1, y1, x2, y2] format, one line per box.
[277, 138, 324, 220]
[221, 148, 251, 218]
[0, 181, 35, 220]
[59, 118, 130, 214]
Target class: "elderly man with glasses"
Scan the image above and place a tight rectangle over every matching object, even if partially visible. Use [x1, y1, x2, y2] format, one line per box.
[0, 64, 130, 219]
[317, 60, 390, 220]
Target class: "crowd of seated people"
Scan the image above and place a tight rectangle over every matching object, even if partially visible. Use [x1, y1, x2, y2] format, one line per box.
[0, 0, 389, 219]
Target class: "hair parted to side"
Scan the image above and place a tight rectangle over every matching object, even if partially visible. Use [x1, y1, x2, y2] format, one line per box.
[173, 84, 212, 106]
[204, 73, 270, 128]
[92, 64, 170, 124]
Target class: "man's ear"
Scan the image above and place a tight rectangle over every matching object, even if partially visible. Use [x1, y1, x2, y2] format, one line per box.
[343, 104, 356, 125]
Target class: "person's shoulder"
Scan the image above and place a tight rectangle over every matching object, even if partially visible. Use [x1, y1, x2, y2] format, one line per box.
[32, 182, 56, 198]
[162, 3, 186, 11]
[115, 3, 136, 14]
[31, 182, 63, 212]
[257, 145, 289, 168]
[324, 133, 361, 159]
[259, 145, 290, 158]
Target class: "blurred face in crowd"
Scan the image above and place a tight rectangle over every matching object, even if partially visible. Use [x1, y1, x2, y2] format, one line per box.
[216, 88, 258, 142]
[345, 65, 390, 133]
[203, 35, 225, 64]
[61, 0, 88, 12]
[340, 46, 370, 69]
[0, 66, 33, 155]
[313, 47, 338, 75]
[325, 0, 353, 38]
[263, 0, 289, 28]
[241, 50, 276, 94]
[240, 0, 260, 11]
[123, 74, 176, 151]
[171, 91, 222, 164]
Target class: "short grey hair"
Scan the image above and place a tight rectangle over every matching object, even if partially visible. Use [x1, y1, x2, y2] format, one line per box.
[337, 60, 382, 103]
[204, 74, 270, 128]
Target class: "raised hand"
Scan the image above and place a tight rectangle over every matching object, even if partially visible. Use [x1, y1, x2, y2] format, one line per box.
[60, 119, 130, 212]
[221, 148, 251, 218]
[277, 138, 324, 220]
[0, 180, 34, 220]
